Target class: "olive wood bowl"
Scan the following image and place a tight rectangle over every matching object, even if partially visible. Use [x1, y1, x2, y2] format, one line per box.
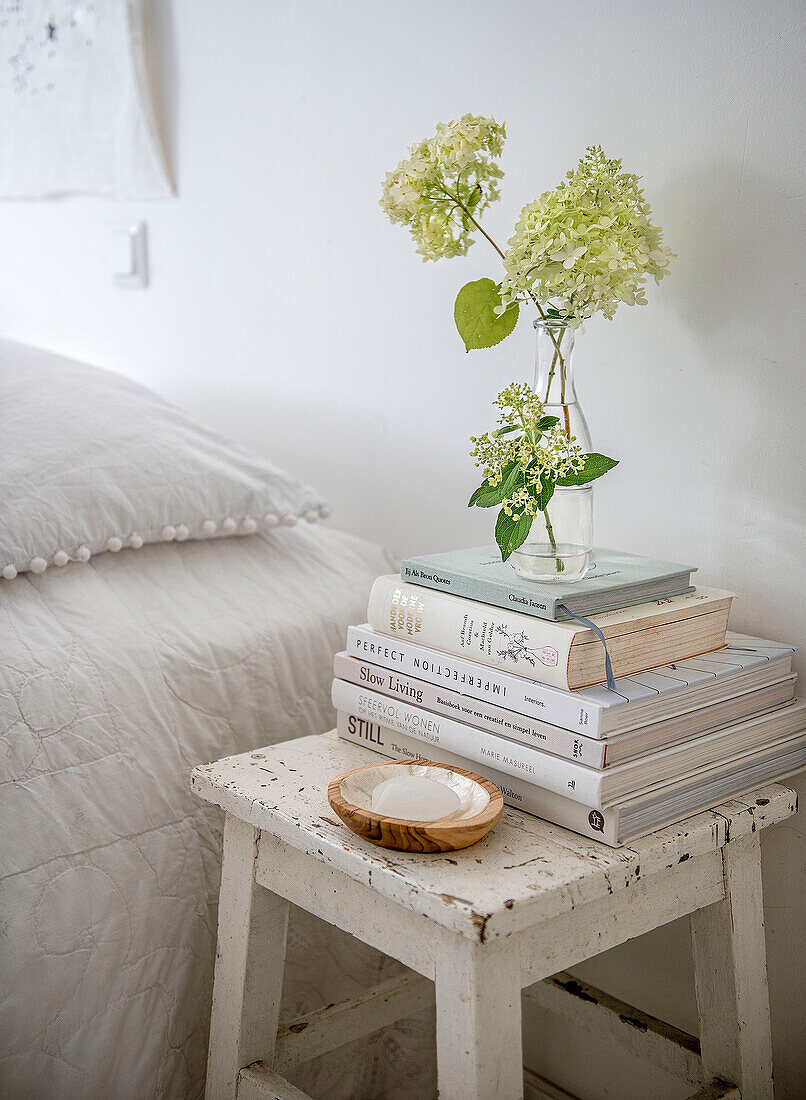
[327, 758, 503, 853]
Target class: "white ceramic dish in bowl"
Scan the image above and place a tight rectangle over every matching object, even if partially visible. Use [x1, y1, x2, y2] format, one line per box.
[327, 759, 503, 852]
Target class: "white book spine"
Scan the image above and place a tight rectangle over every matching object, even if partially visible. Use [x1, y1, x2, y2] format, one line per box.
[334, 652, 607, 767]
[346, 625, 602, 735]
[336, 712, 621, 846]
[367, 575, 580, 690]
[332, 678, 607, 807]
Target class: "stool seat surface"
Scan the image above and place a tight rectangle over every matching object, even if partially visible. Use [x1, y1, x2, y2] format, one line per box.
[191, 732, 796, 940]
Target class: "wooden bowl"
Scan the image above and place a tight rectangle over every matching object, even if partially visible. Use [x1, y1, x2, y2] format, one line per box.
[327, 759, 503, 853]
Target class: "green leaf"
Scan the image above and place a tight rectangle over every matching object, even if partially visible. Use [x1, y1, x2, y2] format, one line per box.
[494, 424, 521, 437]
[536, 415, 560, 432]
[497, 461, 524, 497]
[495, 509, 534, 562]
[534, 476, 556, 511]
[454, 278, 519, 352]
[467, 462, 523, 509]
[556, 453, 619, 486]
[466, 184, 483, 212]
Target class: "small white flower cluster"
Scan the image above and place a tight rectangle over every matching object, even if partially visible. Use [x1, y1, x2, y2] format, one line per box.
[499, 146, 674, 325]
[380, 114, 506, 261]
[470, 383, 585, 518]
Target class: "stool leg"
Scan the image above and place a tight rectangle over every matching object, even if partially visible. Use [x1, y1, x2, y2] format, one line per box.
[689, 833, 774, 1099]
[206, 814, 290, 1100]
[435, 935, 523, 1100]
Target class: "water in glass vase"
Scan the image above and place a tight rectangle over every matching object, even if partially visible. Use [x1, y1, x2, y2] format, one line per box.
[511, 487, 593, 582]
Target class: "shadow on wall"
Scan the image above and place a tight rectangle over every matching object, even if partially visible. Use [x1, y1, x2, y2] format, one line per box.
[656, 161, 805, 598]
[178, 368, 410, 540]
[142, 0, 179, 188]
[660, 161, 802, 375]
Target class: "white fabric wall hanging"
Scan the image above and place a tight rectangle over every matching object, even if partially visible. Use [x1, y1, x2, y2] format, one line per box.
[0, 0, 172, 198]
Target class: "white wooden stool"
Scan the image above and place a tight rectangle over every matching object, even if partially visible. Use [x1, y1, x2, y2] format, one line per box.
[191, 732, 796, 1100]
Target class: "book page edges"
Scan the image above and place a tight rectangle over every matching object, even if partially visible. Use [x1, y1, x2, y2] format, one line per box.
[373, 576, 734, 646]
[567, 609, 732, 689]
[569, 590, 735, 646]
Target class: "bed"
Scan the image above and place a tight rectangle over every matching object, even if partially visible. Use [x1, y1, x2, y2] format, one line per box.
[0, 342, 433, 1099]
[0, 521, 443, 1100]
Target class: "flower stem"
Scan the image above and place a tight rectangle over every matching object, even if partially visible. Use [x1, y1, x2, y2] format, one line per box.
[543, 506, 565, 574]
[558, 359, 572, 439]
[440, 183, 568, 381]
[523, 290, 568, 380]
[441, 182, 572, 445]
[539, 335, 573, 440]
[440, 184, 506, 260]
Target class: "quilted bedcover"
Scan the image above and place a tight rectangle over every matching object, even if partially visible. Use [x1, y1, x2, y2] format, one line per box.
[0, 524, 435, 1099]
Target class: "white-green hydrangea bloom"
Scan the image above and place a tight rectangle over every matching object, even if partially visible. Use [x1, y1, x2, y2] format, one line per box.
[499, 146, 674, 325]
[470, 383, 585, 518]
[380, 114, 506, 261]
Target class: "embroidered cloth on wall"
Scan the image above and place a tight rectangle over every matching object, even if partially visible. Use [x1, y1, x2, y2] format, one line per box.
[0, 0, 172, 198]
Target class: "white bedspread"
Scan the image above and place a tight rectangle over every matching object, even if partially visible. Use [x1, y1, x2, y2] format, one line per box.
[0, 525, 434, 1099]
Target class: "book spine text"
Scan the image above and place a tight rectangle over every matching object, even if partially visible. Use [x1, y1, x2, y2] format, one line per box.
[332, 678, 606, 806]
[346, 625, 602, 734]
[367, 576, 580, 691]
[336, 712, 620, 845]
[400, 560, 559, 619]
[334, 653, 607, 766]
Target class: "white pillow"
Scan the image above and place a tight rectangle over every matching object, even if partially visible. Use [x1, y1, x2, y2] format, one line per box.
[0, 339, 329, 579]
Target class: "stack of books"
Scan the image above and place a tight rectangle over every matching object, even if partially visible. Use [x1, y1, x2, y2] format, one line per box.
[332, 547, 805, 845]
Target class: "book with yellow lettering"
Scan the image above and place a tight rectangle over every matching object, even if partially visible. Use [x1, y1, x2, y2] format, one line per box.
[366, 575, 734, 691]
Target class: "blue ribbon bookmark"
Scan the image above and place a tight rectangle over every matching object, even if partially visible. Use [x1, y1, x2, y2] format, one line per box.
[557, 604, 617, 692]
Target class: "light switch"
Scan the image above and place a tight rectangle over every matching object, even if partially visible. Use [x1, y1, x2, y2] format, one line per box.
[113, 221, 149, 288]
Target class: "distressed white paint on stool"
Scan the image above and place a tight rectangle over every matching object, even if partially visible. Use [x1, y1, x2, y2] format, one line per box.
[193, 732, 796, 1100]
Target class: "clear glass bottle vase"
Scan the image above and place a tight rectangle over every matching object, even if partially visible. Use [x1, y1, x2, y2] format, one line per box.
[511, 318, 593, 583]
[532, 317, 591, 450]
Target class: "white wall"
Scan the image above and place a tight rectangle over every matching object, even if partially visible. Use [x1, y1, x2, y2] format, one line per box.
[1, 1, 805, 1094]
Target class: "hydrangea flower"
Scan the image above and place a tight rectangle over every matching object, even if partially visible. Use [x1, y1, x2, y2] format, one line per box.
[499, 146, 674, 325]
[469, 382, 617, 562]
[469, 383, 585, 518]
[380, 114, 506, 261]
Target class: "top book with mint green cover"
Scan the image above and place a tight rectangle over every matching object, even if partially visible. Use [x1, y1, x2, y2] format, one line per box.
[400, 547, 696, 621]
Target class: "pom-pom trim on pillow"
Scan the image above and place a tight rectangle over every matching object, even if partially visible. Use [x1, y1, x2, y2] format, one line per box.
[0, 340, 333, 581]
[2, 503, 330, 580]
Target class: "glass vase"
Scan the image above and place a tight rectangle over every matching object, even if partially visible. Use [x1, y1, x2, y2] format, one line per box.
[511, 318, 593, 582]
[511, 486, 593, 582]
[531, 317, 591, 450]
